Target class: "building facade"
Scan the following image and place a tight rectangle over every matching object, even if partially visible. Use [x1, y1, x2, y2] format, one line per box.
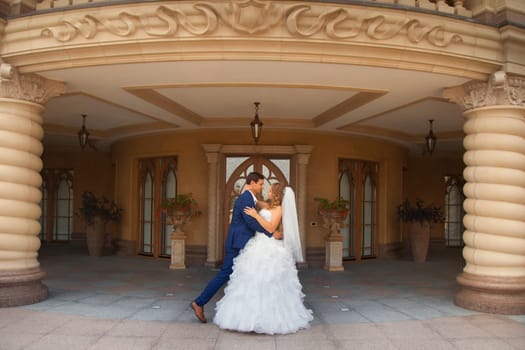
[0, 0, 524, 314]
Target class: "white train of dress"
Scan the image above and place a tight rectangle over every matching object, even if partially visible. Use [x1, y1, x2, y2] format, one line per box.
[214, 209, 313, 334]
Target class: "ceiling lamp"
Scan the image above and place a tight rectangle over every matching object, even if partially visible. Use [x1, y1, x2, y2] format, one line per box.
[425, 119, 437, 155]
[250, 102, 263, 145]
[78, 114, 90, 149]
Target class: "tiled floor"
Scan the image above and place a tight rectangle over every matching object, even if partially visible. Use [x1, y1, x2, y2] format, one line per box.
[1, 244, 524, 349]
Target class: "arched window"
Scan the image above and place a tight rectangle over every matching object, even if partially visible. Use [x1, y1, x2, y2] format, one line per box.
[40, 172, 48, 241]
[39, 169, 74, 242]
[339, 169, 353, 259]
[339, 159, 378, 261]
[142, 171, 154, 255]
[362, 174, 376, 257]
[138, 157, 178, 257]
[444, 176, 465, 247]
[161, 164, 177, 256]
[54, 172, 74, 241]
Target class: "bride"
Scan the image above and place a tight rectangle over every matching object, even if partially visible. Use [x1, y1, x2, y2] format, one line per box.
[213, 183, 313, 334]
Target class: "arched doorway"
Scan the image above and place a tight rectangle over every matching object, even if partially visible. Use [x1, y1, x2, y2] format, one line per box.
[202, 144, 313, 267]
[223, 155, 290, 244]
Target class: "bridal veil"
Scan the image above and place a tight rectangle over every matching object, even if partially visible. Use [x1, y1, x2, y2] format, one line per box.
[282, 186, 304, 263]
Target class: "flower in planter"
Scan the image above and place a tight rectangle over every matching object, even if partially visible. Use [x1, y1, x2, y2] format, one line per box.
[162, 193, 202, 222]
[397, 198, 444, 224]
[161, 193, 202, 235]
[77, 191, 122, 226]
[314, 196, 349, 215]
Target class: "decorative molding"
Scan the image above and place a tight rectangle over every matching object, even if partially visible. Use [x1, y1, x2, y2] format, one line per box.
[443, 71, 525, 109]
[125, 87, 203, 125]
[0, 64, 66, 104]
[40, 1, 463, 48]
[286, 5, 462, 47]
[313, 91, 388, 127]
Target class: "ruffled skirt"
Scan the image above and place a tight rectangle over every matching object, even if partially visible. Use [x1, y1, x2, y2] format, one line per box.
[214, 233, 313, 334]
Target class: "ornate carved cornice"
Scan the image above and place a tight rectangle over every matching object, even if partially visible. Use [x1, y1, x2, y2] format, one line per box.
[443, 71, 525, 110]
[0, 64, 66, 104]
[40, 1, 462, 48]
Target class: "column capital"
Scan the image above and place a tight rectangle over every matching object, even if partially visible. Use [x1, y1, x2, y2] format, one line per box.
[443, 71, 525, 110]
[0, 64, 66, 104]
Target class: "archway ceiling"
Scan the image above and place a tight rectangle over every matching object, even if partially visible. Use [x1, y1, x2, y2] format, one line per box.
[40, 60, 468, 154]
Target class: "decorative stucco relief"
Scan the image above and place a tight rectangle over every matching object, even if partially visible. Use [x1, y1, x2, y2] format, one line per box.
[40, 1, 463, 48]
[0, 64, 66, 104]
[286, 4, 462, 47]
[443, 71, 525, 109]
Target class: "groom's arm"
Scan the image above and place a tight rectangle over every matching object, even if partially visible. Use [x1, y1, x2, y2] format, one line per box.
[243, 209, 273, 237]
[237, 194, 273, 237]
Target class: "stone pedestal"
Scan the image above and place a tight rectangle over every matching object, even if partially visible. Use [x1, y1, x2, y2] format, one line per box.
[321, 210, 348, 272]
[169, 233, 187, 269]
[324, 239, 344, 272]
[167, 210, 192, 269]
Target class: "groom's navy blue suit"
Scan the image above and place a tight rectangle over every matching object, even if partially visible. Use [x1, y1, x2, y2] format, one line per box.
[194, 190, 272, 306]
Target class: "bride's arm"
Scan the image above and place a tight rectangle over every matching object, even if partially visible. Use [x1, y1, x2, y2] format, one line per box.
[244, 206, 282, 233]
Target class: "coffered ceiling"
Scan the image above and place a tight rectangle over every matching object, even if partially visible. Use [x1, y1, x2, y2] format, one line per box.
[40, 60, 469, 154]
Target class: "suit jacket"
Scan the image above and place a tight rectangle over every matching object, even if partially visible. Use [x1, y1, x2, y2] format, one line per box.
[225, 190, 272, 249]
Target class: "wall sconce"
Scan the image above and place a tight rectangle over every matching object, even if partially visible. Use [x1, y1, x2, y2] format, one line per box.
[250, 102, 263, 145]
[78, 114, 90, 149]
[425, 119, 436, 155]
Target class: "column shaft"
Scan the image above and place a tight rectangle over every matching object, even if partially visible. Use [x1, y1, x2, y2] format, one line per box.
[202, 144, 221, 267]
[0, 98, 47, 307]
[456, 105, 525, 314]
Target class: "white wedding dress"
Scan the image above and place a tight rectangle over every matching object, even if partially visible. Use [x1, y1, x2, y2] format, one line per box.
[214, 209, 313, 334]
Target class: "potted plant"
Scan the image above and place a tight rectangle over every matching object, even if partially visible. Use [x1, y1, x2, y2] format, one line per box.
[314, 196, 349, 217]
[397, 198, 444, 262]
[77, 191, 122, 256]
[161, 193, 201, 234]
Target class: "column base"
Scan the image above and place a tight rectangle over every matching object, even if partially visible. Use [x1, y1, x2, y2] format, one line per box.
[455, 272, 525, 315]
[0, 268, 48, 307]
[169, 263, 186, 270]
[204, 260, 221, 268]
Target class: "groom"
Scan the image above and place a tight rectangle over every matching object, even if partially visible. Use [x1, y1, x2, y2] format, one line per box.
[191, 171, 282, 323]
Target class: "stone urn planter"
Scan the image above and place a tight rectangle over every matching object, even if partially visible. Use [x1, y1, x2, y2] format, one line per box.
[167, 209, 193, 269]
[162, 193, 201, 269]
[409, 221, 431, 263]
[77, 191, 122, 257]
[86, 215, 105, 256]
[320, 209, 349, 271]
[315, 196, 349, 272]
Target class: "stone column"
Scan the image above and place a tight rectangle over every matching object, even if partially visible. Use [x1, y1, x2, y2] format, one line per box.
[0, 64, 66, 307]
[202, 144, 222, 267]
[443, 71, 525, 314]
[294, 145, 313, 265]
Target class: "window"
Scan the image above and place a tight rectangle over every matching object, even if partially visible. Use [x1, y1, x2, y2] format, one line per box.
[444, 176, 465, 247]
[40, 169, 74, 241]
[339, 159, 379, 260]
[138, 157, 177, 257]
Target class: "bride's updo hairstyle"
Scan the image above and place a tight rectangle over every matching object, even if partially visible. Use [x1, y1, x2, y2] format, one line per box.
[268, 182, 285, 208]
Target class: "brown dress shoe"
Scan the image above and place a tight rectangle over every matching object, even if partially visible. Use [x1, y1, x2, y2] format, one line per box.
[191, 301, 207, 323]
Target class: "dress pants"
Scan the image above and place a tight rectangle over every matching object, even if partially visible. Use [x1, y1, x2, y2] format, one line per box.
[194, 246, 240, 306]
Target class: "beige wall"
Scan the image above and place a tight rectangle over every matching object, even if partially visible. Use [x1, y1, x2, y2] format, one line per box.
[43, 130, 465, 257]
[403, 155, 465, 240]
[42, 147, 114, 234]
[110, 129, 410, 254]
